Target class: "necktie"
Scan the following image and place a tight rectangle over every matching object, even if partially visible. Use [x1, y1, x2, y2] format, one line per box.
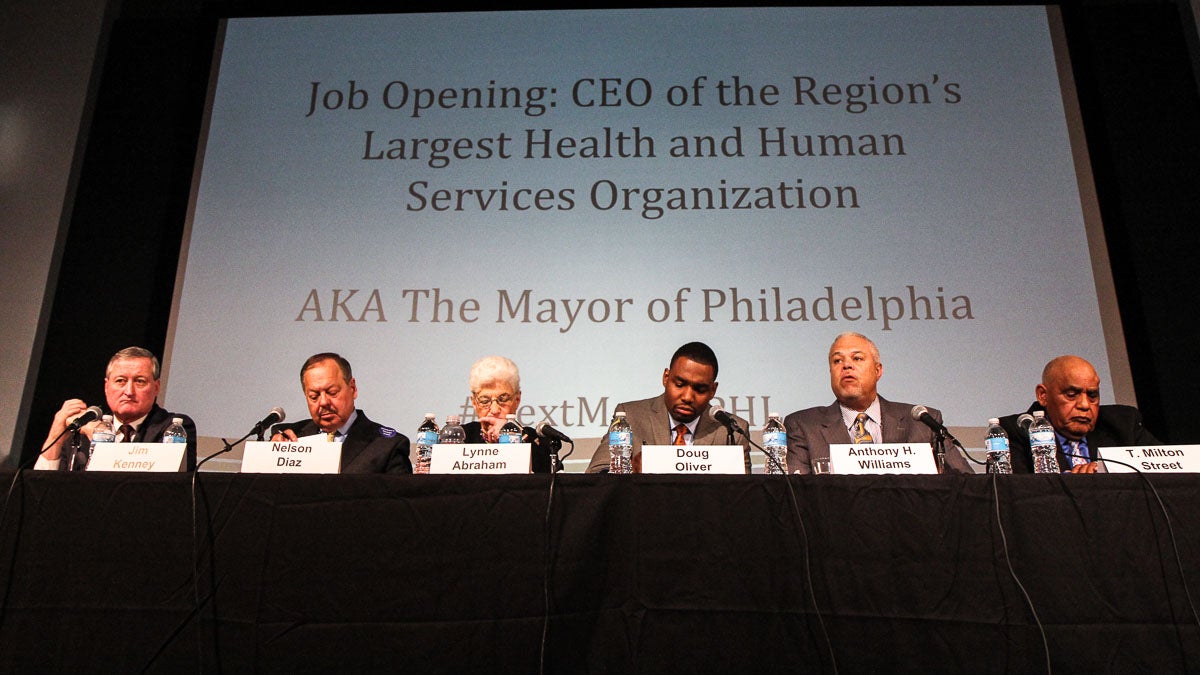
[672, 424, 688, 445]
[327, 431, 336, 442]
[852, 413, 874, 444]
[1068, 440, 1088, 467]
[119, 424, 134, 443]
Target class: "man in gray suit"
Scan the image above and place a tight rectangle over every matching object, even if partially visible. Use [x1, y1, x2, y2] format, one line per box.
[784, 332, 972, 474]
[586, 341, 751, 473]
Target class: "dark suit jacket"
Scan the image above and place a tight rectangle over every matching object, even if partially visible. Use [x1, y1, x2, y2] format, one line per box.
[998, 403, 1159, 473]
[462, 421, 553, 473]
[272, 409, 412, 474]
[783, 396, 973, 475]
[585, 394, 752, 473]
[64, 403, 197, 471]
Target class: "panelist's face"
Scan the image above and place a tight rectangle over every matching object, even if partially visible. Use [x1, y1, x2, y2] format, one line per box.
[828, 334, 882, 411]
[1036, 357, 1099, 440]
[302, 359, 358, 433]
[472, 380, 521, 421]
[661, 357, 717, 424]
[104, 357, 160, 423]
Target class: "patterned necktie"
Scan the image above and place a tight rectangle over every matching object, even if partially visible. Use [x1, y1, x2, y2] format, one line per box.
[119, 424, 134, 443]
[852, 413, 874, 444]
[327, 431, 335, 442]
[672, 424, 688, 446]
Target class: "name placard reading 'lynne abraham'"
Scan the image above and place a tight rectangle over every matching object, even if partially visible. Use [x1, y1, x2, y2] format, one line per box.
[640, 445, 747, 474]
[86, 442, 186, 472]
[240, 440, 341, 474]
[429, 443, 531, 474]
[829, 443, 938, 475]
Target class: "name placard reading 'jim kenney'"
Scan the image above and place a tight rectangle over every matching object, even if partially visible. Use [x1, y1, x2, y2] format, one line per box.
[86, 442, 186, 472]
[240, 440, 341, 474]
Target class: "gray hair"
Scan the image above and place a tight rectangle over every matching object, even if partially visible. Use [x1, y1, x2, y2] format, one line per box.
[830, 332, 881, 363]
[469, 355, 521, 394]
[107, 346, 161, 380]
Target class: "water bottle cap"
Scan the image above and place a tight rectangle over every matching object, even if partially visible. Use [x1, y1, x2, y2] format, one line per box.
[615, 410, 626, 417]
[769, 412, 780, 418]
[102, 414, 112, 421]
[506, 414, 516, 420]
[424, 413, 435, 419]
[172, 417, 182, 424]
[1033, 410, 1045, 418]
[988, 418, 1000, 425]
[446, 415, 460, 424]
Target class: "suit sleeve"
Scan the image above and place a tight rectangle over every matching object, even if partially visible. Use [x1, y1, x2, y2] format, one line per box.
[586, 431, 612, 473]
[926, 408, 974, 475]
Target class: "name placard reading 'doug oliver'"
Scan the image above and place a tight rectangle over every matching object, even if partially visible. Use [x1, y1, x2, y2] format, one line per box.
[429, 443, 531, 474]
[240, 440, 341, 474]
[640, 445, 746, 474]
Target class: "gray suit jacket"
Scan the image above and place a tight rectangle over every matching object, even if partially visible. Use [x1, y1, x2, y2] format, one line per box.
[783, 396, 972, 475]
[586, 394, 752, 473]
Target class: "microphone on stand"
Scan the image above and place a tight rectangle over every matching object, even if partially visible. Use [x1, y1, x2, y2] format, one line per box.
[252, 407, 286, 441]
[67, 406, 104, 431]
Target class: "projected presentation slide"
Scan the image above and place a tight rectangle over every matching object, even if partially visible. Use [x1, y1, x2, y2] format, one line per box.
[164, 6, 1123, 458]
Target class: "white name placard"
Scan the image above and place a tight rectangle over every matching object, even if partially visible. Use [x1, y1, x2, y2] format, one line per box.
[640, 445, 746, 474]
[240, 440, 341, 474]
[87, 442, 186, 472]
[1098, 445, 1200, 473]
[430, 443, 531, 474]
[829, 443, 937, 475]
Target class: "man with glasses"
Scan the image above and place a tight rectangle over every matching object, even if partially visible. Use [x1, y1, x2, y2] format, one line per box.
[37, 346, 198, 471]
[270, 352, 412, 473]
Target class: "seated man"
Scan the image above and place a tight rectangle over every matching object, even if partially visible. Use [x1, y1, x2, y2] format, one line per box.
[38, 346, 197, 471]
[785, 332, 972, 474]
[999, 355, 1158, 473]
[585, 341, 751, 473]
[271, 352, 411, 474]
[462, 355, 553, 473]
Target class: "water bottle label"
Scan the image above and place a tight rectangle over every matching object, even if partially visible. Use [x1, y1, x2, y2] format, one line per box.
[165, 436, 186, 443]
[609, 431, 632, 447]
[1030, 430, 1055, 447]
[93, 434, 116, 444]
[499, 432, 522, 444]
[763, 431, 786, 447]
[985, 437, 1009, 452]
[418, 431, 438, 446]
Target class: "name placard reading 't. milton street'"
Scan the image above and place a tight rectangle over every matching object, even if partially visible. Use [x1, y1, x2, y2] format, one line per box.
[429, 443, 531, 474]
[240, 440, 341, 474]
[1098, 445, 1200, 473]
[829, 442, 937, 475]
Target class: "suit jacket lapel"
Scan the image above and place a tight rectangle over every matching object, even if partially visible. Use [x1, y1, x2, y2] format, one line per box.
[818, 402, 851, 447]
[879, 398, 910, 443]
[646, 396, 669, 446]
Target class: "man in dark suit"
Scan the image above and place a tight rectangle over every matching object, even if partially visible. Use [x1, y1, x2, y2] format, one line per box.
[784, 332, 973, 474]
[586, 341, 751, 473]
[271, 352, 411, 474]
[998, 355, 1158, 473]
[38, 346, 198, 471]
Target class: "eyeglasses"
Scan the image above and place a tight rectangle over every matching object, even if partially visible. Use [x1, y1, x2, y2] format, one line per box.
[474, 393, 515, 407]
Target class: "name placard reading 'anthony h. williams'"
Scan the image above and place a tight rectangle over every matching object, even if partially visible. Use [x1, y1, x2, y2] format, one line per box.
[829, 442, 938, 475]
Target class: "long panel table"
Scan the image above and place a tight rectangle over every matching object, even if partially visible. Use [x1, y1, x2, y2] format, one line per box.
[1, 472, 1197, 672]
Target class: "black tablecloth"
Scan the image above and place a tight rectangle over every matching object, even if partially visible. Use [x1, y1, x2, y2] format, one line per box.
[1, 472, 1198, 673]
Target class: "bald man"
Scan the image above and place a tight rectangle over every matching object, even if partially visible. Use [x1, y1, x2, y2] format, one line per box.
[998, 355, 1158, 473]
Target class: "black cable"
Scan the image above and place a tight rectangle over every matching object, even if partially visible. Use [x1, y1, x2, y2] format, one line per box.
[538, 441, 568, 675]
[991, 472, 1052, 674]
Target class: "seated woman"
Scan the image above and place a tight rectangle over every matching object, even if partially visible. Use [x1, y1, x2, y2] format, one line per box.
[465, 355, 554, 473]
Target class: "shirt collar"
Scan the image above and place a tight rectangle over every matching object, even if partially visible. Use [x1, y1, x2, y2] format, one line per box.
[838, 398, 881, 430]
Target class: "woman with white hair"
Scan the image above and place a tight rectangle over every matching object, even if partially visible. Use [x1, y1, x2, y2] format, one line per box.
[463, 355, 552, 473]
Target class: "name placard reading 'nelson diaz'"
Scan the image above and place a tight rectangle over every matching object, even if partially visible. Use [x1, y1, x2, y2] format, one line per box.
[240, 440, 341, 474]
[829, 442, 938, 475]
[86, 442, 186, 472]
[1098, 445, 1200, 473]
[640, 445, 747, 474]
[429, 443, 531, 474]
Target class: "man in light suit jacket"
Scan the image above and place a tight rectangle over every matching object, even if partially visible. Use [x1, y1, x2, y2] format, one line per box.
[784, 332, 972, 475]
[271, 352, 411, 474]
[586, 341, 751, 473]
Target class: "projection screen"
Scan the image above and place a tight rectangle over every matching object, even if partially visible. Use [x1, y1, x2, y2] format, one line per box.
[163, 6, 1129, 470]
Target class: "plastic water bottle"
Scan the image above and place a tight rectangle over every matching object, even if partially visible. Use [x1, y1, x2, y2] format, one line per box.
[82, 414, 117, 470]
[163, 417, 187, 444]
[985, 417, 1012, 474]
[414, 413, 438, 474]
[498, 414, 523, 444]
[608, 411, 633, 474]
[762, 412, 788, 475]
[1029, 410, 1060, 474]
[439, 415, 466, 445]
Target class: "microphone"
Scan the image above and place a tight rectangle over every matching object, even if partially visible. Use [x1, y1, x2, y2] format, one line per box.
[535, 421, 572, 444]
[252, 407, 286, 436]
[709, 407, 746, 435]
[67, 406, 104, 431]
[1017, 413, 1035, 433]
[910, 405, 958, 442]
